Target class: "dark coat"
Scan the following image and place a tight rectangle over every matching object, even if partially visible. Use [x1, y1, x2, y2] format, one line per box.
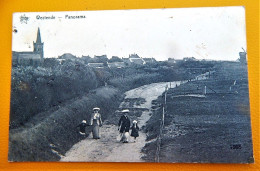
[118, 115, 130, 133]
[76, 123, 88, 133]
[130, 124, 139, 138]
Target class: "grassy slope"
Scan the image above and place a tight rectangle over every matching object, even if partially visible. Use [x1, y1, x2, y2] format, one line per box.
[143, 62, 253, 163]
[8, 86, 122, 161]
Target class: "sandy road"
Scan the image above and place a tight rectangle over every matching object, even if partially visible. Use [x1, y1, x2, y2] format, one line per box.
[61, 82, 179, 162]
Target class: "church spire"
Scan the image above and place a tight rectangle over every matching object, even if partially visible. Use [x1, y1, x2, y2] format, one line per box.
[33, 27, 44, 59]
[36, 27, 41, 43]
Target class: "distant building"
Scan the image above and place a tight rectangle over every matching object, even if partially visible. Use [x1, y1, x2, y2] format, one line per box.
[123, 53, 146, 65]
[143, 58, 156, 64]
[122, 57, 130, 62]
[94, 55, 108, 63]
[81, 55, 91, 59]
[129, 53, 140, 58]
[12, 28, 44, 66]
[88, 63, 104, 68]
[129, 58, 146, 65]
[107, 62, 126, 68]
[168, 58, 176, 62]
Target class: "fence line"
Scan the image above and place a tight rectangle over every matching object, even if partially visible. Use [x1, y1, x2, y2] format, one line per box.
[154, 72, 212, 162]
[155, 85, 167, 162]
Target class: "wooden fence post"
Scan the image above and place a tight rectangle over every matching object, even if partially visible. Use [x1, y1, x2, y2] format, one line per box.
[155, 85, 168, 162]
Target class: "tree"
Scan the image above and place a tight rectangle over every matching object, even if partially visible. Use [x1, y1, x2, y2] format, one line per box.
[109, 56, 123, 62]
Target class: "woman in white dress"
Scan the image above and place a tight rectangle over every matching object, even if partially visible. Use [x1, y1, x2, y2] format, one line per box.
[90, 107, 102, 139]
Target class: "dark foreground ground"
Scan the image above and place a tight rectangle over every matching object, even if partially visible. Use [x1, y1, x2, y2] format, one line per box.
[143, 62, 254, 163]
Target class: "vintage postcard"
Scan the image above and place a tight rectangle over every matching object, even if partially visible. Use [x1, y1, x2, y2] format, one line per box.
[9, 7, 253, 163]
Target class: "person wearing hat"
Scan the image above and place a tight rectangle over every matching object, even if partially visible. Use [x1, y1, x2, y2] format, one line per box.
[90, 107, 102, 139]
[130, 120, 139, 142]
[118, 109, 131, 143]
[76, 120, 88, 136]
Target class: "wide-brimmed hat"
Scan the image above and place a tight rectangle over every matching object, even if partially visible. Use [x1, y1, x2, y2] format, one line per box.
[133, 120, 137, 123]
[82, 120, 87, 123]
[122, 109, 130, 113]
[93, 107, 100, 111]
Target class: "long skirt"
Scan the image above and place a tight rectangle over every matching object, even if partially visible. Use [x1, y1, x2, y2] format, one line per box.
[92, 120, 100, 139]
[120, 132, 130, 143]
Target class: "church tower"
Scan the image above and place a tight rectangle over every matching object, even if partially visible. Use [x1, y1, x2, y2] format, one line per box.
[33, 27, 44, 59]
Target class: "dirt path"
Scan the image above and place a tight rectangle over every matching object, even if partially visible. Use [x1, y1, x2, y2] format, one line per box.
[61, 82, 180, 162]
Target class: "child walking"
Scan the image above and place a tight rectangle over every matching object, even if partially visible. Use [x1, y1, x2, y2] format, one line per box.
[130, 120, 139, 142]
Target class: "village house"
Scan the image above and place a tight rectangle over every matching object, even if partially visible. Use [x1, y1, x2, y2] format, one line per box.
[88, 63, 104, 68]
[167, 58, 176, 64]
[129, 58, 146, 65]
[122, 54, 146, 65]
[143, 57, 156, 64]
[93, 55, 108, 63]
[107, 62, 126, 68]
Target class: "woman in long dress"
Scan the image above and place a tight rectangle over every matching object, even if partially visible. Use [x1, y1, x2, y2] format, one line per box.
[118, 109, 131, 143]
[90, 107, 102, 139]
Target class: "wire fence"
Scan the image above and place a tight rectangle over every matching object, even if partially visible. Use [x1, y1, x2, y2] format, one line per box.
[155, 85, 167, 162]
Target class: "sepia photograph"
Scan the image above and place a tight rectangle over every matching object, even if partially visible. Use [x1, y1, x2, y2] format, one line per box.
[9, 6, 253, 163]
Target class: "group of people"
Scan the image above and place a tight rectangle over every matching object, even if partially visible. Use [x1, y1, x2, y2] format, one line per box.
[76, 107, 139, 143]
[118, 109, 139, 143]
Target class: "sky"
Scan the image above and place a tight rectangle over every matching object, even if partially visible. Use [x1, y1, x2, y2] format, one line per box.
[12, 6, 246, 61]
